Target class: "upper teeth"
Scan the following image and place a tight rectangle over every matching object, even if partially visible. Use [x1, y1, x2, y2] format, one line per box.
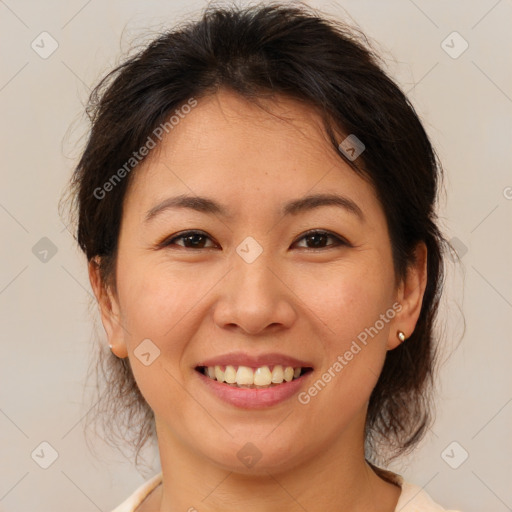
[204, 365, 303, 387]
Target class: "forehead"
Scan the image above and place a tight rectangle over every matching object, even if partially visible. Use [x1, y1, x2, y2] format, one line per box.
[124, 89, 381, 222]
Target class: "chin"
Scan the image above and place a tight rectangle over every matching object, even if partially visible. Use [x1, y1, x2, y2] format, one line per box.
[195, 434, 311, 476]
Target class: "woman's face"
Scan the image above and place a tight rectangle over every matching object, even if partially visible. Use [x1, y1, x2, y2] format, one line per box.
[91, 89, 425, 474]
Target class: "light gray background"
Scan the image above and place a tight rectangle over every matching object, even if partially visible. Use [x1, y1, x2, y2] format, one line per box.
[1, 0, 511, 511]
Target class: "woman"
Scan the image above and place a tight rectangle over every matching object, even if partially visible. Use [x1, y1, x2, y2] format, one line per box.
[66, 2, 461, 510]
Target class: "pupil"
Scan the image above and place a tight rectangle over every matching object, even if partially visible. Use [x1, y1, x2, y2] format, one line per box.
[187, 234, 204, 248]
[308, 233, 327, 247]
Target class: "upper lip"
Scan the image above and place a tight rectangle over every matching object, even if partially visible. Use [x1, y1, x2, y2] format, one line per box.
[196, 352, 314, 369]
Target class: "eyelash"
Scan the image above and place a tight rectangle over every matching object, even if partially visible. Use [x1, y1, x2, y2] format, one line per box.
[158, 229, 350, 250]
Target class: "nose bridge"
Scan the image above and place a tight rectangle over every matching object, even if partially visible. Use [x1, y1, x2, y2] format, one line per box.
[232, 237, 280, 303]
[212, 236, 296, 333]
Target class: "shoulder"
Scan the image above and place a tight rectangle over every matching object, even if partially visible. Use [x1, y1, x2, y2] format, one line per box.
[369, 464, 461, 512]
[110, 472, 163, 512]
[396, 479, 462, 512]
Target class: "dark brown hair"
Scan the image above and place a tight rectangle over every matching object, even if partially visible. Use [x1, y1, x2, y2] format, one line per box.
[64, 1, 447, 470]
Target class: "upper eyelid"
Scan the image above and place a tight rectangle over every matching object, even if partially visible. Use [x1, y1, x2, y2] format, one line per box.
[293, 230, 347, 246]
[161, 229, 348, 248]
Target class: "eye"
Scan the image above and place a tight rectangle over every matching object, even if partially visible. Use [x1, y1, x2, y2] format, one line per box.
[158, 229, 349, 250]
[160, 230, 217, 249]
[293, 229, 348, 249]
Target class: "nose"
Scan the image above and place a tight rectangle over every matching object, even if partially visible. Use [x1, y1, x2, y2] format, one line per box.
[212, 247, 298, 336]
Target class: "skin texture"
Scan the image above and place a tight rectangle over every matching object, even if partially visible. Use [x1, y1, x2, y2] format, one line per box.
[89, 88, 427, 511]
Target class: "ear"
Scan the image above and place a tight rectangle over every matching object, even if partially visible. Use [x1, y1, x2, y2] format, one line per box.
[88, 258, 128, 358]
[387, 241, 428, 350]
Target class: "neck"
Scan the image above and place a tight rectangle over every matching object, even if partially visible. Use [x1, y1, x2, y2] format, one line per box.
[152, 413, 401, 512]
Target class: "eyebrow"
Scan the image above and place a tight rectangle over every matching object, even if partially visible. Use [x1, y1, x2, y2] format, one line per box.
[144, 192, 365, 223]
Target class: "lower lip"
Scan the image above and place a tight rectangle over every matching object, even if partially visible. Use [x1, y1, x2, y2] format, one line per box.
[195, 370, 312, 409]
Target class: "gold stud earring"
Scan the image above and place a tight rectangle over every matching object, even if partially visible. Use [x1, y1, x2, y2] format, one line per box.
[397, 331, 406, 343]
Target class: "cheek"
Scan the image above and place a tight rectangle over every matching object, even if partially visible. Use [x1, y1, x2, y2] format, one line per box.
[113, 259, 199, 409]
[117, 260, 195, 417]
[293, 255, 395, 345]
[291, 256, 395, 408]
[117, 258, 206, 339]
[296, 276, 393, 427]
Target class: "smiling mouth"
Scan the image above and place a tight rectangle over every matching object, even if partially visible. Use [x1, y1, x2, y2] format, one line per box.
[196, 365, 313, 388]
